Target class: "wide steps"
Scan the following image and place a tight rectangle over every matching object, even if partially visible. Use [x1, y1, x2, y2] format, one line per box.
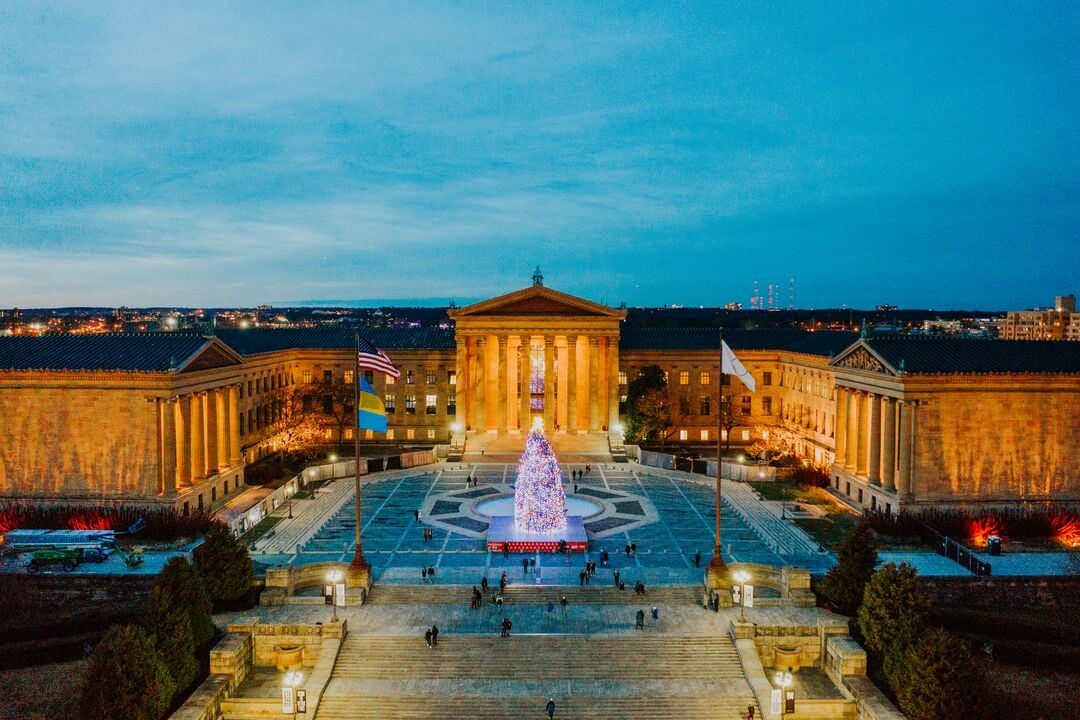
[366, 584, 702, 606]
[331, 635, 744, 680]
[316, 695, 753, 720]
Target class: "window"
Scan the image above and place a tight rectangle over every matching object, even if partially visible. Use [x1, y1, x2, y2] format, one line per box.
[211, 487, 217, 502]
[427, 429, 436, 440]
[699, 396, 711, 416]
[447, 393, 456, 415]
[322, 395, 333, 414]
[679, 396, 691, 415]
[699, 371, 711, 385]
[741, 429, 750, 441]
[345, 429, 354, 440]
[663, 371, 669, 383]
[248, 380, 254, 396]
[679, 371, 689, 385]
[364, 370, 374, 384]
[763, 371, 772, 386]
[302, 395, 314, 412]
[740, 396, 751, 415]
[405, 395, 416, 414]
[423, 371, 434, 385]
[425, 394, 437, 415]
[406, 428, 415, 440]
[239, 384, 244, 400]
[762, 397, 772, 415]
[406, 370, 415, 384]
[323, 370, 333, 383]
[618, 371, 627, 385]
[365, 430, 373, 440]
[722, 375, 731, 386]
[385, 375, 395, 385]
[449, 371, 457, 386]
[262, 378, 268, 392]
[239, 415, 246, 436]
[700, 429, 709, 441]
[679, 429, 688, 441]
[386, 429, 394, 440]
[858, 489, 864, 504]
[384, 395, 396, 413]
[344, 370, 354, 384]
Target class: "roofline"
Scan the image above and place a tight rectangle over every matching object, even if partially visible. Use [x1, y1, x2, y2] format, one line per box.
[448, 285, 627, 319]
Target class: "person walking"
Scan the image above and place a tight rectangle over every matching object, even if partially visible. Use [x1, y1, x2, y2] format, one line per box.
[746, 703, 755, 719]
[424, 627, 432, 648]
[496, 594, 504, 613]
[584, 569, 590, 586]
[635, 609, 645, 630]
[579, 570, 586, 586]
[694, 552, 701, 568]
[651, 606, 659, 627]
[428, 565, 436, 582]
[501, 617, 512, 637]
[560, 595, 568, 612]
[430, 624, 439, 647]
[546, 698, 556, 719]
[624, 543, 631, 558]
[415, 509, 421, 522]
[481, 576, 489, 593]
[421, 566, 428, 583]
[500, 572, 507, 593]
[523, 556, 530, 575]
[613, 569, 620, 587]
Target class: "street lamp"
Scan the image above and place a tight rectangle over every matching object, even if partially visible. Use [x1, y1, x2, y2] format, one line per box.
[774, 668, 793, 720]
[327, 569, 343, 623]
[733, 570, 750, 622]
[283, 670, 303, 720]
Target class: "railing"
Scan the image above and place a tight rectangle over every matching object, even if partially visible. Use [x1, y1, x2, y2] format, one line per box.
[919, 521, 991, 576]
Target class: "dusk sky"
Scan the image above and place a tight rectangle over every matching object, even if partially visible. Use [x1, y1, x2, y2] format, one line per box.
[2, 2, 1078, 310]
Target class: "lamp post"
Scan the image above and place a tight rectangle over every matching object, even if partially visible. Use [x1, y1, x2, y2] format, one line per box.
[733, 570, 750, 622]
[327, 569, 343, 623]
[283, 670, 303, 720]
[775, 668, 793, 720]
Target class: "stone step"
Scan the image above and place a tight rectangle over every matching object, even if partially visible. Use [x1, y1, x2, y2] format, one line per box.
[366, 584, 702, 606]
[315, 695, 756, 720]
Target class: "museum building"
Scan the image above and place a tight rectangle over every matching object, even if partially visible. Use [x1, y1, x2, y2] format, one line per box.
[1, 284, 1077, 516]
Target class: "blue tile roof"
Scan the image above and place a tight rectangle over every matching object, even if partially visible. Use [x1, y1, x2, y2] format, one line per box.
[863, 336, 1080, 374]
[214, 326, 455, 355]
[0, 333, 214, 372]
[620, 328, 851, 356]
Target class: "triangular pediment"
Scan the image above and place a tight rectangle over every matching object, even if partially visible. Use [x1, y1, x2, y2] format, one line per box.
[450, 286, 626, 319]
[176, 338, 245, 373]
[829, 340, 899, 376]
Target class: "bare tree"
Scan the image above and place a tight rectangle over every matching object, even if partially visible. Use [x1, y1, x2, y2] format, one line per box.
[317, 377, 355, 452]
[267, 385, 320, 462]
[718, 396, 737, 450]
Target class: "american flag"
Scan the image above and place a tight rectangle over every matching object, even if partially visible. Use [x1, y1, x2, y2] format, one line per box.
[357, 335, 400, 378]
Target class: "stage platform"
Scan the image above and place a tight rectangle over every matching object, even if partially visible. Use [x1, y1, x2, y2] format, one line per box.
[486, 515, 588, 553]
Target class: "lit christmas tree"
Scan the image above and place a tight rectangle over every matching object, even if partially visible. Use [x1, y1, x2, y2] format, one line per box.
[514, 427, 568, 533]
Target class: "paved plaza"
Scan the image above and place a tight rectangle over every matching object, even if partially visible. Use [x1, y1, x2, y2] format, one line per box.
[252, 462, 836, 585]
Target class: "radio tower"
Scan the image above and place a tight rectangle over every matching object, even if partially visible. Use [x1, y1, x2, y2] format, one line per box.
[788, 277, 795, 309]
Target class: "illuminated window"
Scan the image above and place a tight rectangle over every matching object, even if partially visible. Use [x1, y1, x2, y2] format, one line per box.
[449, 371, 457, 386]
[406, 371, 414, 385]
[345, 428, 354, 440]
[447, 393, 456, 415]
[406, 395, 416, 414]
[427, 429, 436, 440]
[679, 371, 689, 385]
[365, 430, 373, 440]
[663, 371, 669, 383]
[679, 429, 688, 441]
[618, 371, 627, 385]
[425, 394, 437, 415]
[302, 371, 312, 384]
[386, 375, 395, 385]
[426, 371, 436, 385]
[700, 429, 709, 441]
[406, 428, 415, 440]
[741, 429, 750, 441]
[324, 429, 332, 440]
[344, 370, 354, 384]
[386, 429, 394, 440]
[384, 395, 395, 413]
[699, 371, 711, 385]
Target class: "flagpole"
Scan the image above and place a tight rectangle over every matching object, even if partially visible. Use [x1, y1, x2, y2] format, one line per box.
[351, 332, 369, 572]
[708, 325, 726, 582]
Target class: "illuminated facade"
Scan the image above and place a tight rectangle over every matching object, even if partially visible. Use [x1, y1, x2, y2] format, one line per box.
[1, 285, 1077, 513]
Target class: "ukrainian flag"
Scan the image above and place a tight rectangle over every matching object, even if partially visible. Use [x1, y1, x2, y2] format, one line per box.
[357, 376, 388, 433]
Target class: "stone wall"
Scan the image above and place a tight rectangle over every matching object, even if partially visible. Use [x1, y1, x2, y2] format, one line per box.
[0, 386, 160, 498]
[913, 385, 1080, 503]
[920, 574, 1080, 611]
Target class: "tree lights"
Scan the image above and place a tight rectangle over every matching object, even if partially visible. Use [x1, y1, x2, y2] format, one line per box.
[514, 427, 568, 534]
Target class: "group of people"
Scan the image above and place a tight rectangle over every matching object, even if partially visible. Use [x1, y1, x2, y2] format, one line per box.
[420, 565, 437, 583]
[634, 606, 660, 629]
[465, 474, 479, 487]
[624, 542, 638, 558]
[421, 527, 434, 542]
[578, 559, 598, 586]
[423, 624, 440, 648]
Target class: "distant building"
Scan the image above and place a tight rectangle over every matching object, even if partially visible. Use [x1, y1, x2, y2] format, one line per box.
[1000, 295, 1080, 341]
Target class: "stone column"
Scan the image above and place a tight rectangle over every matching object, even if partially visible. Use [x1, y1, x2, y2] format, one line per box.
[855, 393, 869, 476]
[519, 338, 531, 430]
[543, 335, 555, 432]
[215, 388, 229, 472]
[455, 339, 468, 430]
[567, 335, 578, 433]
[607, 336, 619, 432]
[497, 335, 509, 434]
[844, 390, 858, 470]
[190, 392, 205, 480]
[205, 390, 219, 476]
[174, 395, 191, 488]
[882, 396, 897, 491]
[228, 385, 241, 465]
[897, 401, 912, 497]
[160, 398, 176, 495]
[834, 387, 848, 462]
[475, 337, 487, 432]
[588, 336, 600, 432]
[868, 393, 882, 485]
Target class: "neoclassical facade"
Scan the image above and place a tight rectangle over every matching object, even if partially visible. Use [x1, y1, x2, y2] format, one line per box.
[1, 284, 1077, 514]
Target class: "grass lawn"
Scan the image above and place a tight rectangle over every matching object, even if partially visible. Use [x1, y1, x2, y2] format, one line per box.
[795, 516, 857, 550]
[237, 515, 282, 546]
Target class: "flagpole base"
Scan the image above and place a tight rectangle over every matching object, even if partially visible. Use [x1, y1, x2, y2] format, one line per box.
[348, 555, 372, 594]
[706, 553, 728, 591]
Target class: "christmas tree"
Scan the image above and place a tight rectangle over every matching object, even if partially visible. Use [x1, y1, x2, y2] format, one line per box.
[514, 427, 567, 533]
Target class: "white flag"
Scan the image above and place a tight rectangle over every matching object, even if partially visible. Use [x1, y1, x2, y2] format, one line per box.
[722, 340, 756, 393]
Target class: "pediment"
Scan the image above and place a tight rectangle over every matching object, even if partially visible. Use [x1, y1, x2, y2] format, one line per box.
[829, 341, 898, 376]
[450, 286, 626, 319]
[176, 338, 244, 373]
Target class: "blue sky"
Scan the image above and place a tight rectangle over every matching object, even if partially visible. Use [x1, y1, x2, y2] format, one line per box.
[1, 2, 1078, 309]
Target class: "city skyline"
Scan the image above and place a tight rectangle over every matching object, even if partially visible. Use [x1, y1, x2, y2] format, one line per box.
[2, 3, 1079, 309]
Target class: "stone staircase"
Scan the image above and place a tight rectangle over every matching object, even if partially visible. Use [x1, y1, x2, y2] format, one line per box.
[366, 584, 703, 606]
[316, 633, 757, 720]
